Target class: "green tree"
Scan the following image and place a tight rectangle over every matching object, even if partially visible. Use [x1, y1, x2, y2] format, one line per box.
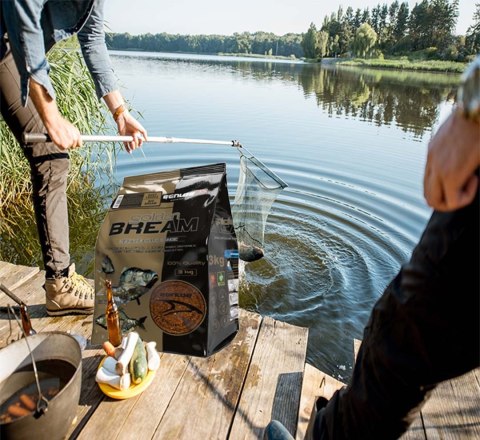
[351, 23, 378, 58]
[409, 0, 458, 51]
[329, 34, 341, 57]
[394, 2, 410, 41]
[302, 23, 319, 58]
[317, 31, 329, 58]
[466, 3, 480, 55]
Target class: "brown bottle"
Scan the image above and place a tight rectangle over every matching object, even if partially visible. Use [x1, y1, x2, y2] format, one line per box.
[105, 279, 122, 347]
[20, 304, 36, 336]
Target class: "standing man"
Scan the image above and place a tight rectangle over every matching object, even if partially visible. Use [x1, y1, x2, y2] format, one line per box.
[0, 0, 148, 316]
[265, 56, 480, 440]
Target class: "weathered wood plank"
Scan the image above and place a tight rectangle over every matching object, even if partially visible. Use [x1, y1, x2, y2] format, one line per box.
[117, 354, 190, 440]
[76, 310, 263, 440]
[151, 310, 263, 440]
[230, 316, 308, 440]
[0, 272, 49, 346]
[421, 369, 480, 439]
[76, 352, 190, 440]
[296, 363, 345, 440]
[0, 261, 39, 290]
[0, 269, 45, 307]
[67, 347, 107, 439]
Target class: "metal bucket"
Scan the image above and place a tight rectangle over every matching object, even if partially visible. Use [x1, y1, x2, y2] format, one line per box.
[0, 332, 82, 440]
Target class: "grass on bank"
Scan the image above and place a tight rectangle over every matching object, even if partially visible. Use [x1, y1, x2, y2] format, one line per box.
[333, 57, 467, 74]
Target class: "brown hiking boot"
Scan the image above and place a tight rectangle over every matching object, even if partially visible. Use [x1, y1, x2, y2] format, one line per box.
[45, 263, 94, 316]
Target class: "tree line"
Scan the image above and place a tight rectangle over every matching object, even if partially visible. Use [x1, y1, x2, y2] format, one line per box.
[106, 1, 479, 61]
[106, 32, 304, 59]
[303, 0, 479, 61]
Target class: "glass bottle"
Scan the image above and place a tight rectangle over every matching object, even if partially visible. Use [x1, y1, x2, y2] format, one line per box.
[20, 304, 36, 336]
[105, 279, 122, 346]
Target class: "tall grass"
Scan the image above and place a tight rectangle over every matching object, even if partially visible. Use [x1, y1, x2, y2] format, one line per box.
[0, 38, 120, 272]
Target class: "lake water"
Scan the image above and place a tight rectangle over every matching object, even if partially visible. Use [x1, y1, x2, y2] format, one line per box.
[104, 51, 461, 381]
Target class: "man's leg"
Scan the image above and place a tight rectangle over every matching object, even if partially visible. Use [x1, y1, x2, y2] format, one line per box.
[311, 187, 480, 439]
[0, 49, 70, 276]
[0, 49, 93, 315]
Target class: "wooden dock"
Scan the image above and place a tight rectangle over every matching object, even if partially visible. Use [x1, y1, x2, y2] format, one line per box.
[0, 260, 479, 439]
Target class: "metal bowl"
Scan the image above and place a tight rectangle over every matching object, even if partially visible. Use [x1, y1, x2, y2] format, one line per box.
[0, 332, 82, 440]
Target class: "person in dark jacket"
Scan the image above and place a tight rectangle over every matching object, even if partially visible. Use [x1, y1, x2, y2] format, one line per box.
[265, 56, 480, 440]
[0, 0, 148, 316]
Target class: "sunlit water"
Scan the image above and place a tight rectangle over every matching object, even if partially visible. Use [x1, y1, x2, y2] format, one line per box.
[103, 52, 459, 380]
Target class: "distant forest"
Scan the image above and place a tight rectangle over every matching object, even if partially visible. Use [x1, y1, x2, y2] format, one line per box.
[106, 0, 479, 61]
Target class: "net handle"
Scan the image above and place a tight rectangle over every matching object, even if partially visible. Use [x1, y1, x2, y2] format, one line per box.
[23, 133, 241, 148]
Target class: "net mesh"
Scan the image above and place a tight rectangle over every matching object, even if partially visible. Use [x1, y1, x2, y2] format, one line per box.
[232, 148, 287, 262]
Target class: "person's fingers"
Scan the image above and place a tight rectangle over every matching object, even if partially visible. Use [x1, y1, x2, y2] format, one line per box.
[453, 174, 479, 210]
[134, 132, 140, 149]
[425, 170, 447, 210]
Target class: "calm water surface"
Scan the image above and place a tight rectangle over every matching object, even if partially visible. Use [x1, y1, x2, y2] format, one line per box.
[107, 51, 459, 380]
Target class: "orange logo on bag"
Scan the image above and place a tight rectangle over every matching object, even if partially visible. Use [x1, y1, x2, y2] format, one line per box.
[149, 280, 206, 336]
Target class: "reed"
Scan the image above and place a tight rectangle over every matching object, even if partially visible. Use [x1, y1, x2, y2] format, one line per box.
[0, 38, 119, 271]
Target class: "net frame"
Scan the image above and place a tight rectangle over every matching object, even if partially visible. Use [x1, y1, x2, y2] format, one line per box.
[232, 146, 287, 261]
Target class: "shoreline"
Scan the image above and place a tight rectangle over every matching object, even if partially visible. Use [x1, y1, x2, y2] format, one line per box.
[318, 57, 466, 74]
[108, 48, 466, 74]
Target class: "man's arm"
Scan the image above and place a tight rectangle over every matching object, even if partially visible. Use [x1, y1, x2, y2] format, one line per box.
[78, 0, 147, 152]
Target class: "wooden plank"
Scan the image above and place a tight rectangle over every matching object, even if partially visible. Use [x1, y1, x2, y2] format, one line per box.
[76, 353, 190, 440]
[117, 354, 190, 440]
[77, 310, 263, 440]
[0, 261, 39, 290]
[421, 369, 480, 439]
[67, 347, 107, 438]
[0, 272, 49, 346]
[0, 269, 46, 307]
[230, 316, 308, 440]
[296, 363, 345, 440]
[151, 310, 263, 440]
[400, 415, 426, 440]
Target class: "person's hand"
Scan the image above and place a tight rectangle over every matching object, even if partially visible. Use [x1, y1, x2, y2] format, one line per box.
[115, 111, 148, 153]
[44, 114, 83, 150]
[424, 110, 480, 211]
[29, 78, 82, 150]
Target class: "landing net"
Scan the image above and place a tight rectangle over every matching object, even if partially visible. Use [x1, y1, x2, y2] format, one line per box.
[232, 147, 287, 262]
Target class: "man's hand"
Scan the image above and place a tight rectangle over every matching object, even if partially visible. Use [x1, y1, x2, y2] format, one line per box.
[29, 79, 82, 150]
[423, 110, 480, 211]
[103, 91, 148, 153]
[115, 110, 148, 153]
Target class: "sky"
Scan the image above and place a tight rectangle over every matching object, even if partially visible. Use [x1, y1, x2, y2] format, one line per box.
[104, 0, 476, 37]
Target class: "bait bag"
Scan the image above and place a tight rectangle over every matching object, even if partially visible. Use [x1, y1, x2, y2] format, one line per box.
[91, 163, 239, 357]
